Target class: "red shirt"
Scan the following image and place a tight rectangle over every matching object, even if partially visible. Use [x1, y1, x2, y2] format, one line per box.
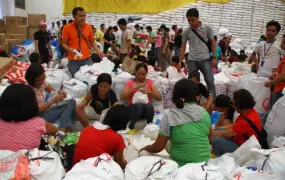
[72, 126, 125, 166]
[274, 57, 285, 92]
[231, 109, 262, 145]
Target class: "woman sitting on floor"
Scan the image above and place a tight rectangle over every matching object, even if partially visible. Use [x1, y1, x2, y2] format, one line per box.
[139, 79, 211, 167]
[212, 89, 262, 156]
[0, 84, 57, 151]
[214, 94, 235, 127]
[120, 63, 162, 132]
[73, 105, 130, 169]
[26, 64, 76, 132]
[76, 73, 119, 127]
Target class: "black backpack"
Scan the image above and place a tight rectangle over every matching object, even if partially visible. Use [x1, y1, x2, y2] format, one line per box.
[191, 28, 212, 53]
[243, 118, 270, 149]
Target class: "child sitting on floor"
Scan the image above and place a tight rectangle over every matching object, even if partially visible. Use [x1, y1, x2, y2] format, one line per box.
[29, 52, 41, 64]
[166, 56, 185, 79]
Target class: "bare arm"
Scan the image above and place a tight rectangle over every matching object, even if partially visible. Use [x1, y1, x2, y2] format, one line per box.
[179, 41, 187, 64]
[48, 42, 52, 52]
[120, 86, 136, 101]
[140, 134, 168, 153]
[39, 99, 57, 113]
[268, 64, 285, 86]
[212, 128, 237, 138]
[211, 38, 216, 58]
[45, 121, 57, 134]
[35, 40, 39, 53]
[61, 40, 74, 54]
[81, 91, 93, 107]
[45, 84, 55, 93]
[205, 95, 213, 111]
[114, 151, 127, 169]
[149, 85, 162, 101]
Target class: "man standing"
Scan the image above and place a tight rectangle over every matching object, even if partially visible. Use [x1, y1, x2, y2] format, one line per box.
[113, 26, 122, 47]
[178, 8, 217, 98]
[250, 20, 285, 78]
[168, 25, 178, 59]
[117, 18, 132, 62]
[62, 7, 103, 76]
[34, 21, 52, 64]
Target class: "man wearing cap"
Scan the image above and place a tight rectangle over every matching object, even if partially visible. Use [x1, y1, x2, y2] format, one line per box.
[34, 21, 52, 64]
[218, 33, 232, 60]
[62, 7, 104, 76]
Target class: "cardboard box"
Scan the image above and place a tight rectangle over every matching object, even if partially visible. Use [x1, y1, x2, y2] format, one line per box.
[6, 26, 27, 36]
[0, 33, 6, 44]
[7, 34, 26, 42]
[28, 14, 46, 27]
[0, 19, 5, 28]
[5, 16, 27, 26]
[28, 27, 38, 39]
[0, 28, 5, 33]
[0, 57, 15, 77]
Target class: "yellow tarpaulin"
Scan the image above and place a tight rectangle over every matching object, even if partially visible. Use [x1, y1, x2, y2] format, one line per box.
[63, 0, 231, 14]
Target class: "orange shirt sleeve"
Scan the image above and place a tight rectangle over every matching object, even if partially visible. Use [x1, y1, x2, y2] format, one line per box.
[62, 25, 69, 42]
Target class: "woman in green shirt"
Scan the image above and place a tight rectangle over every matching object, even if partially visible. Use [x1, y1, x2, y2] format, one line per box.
[146, 26, 156, 51]
[139, 79, 211, 167]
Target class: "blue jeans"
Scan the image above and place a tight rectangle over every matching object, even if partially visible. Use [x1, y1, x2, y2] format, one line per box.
[174, 47, 180, 59]
[68, 57, 93, 77]
[188, 59, 216, 99]
[129, 103, 154, 129]
[40, 99, 76, 128]
[212, 128, 239, 156]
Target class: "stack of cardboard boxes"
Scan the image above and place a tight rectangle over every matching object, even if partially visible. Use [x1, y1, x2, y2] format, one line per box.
[28, 14, 46, 39]
[0, 14, 46, 54]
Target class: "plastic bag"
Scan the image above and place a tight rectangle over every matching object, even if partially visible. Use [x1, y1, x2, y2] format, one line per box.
[143, 124, 159, 140]
[265, 95, 285, 144]
[125, 156, 178, 180]
[46, 69, 72, 91]
[175, 162, 226, 180]
[160, 78, 174, 109]
[63, 79, 88, 98]
[271, 136, 285, 148]
[0, 152, 30, 180]
[209, 155, 236, 179]
[132, 91, 149, 104]
[64, 153, 124, 180]
[231, 167, 276, 180]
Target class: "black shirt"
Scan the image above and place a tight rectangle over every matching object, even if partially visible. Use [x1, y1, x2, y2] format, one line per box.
[90, 85, 118, 115]
[103, 33, 115, 53]
[34, 31, 50, 54]
[174, 35, 182, 49]
[198, 83, 211, 98]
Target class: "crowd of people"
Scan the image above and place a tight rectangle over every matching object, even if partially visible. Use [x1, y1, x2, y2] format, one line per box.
[1, 6, 285, 172]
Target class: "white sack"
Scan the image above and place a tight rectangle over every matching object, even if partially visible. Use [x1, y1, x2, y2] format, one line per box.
[143, 124, 159, 140]
[231, 167, 276, 180]
[29, 149, 65, 180]
[218, 27, 230, 36]
[0, 86, 7, 97]
[160, 78, 174, 109]
[175, 162, 226, 180]
[132, 91, 149, 104]
[265, 95, 285, 144]
[64, 153, 124, 180]
[271, 136, 285, 148]
[209, 155, 236, 179]
[46, 69, 72, 91]
[90, 57, 115, 74]
[125, 156, 178, 180]
[63, 79, 88, 98]
[113, 72, 134, 105]
[74, 65, 91, 82]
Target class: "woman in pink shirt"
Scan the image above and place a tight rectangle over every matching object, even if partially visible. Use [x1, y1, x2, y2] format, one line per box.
[120, 63, 162, 130]
[0, 84, 57, 151]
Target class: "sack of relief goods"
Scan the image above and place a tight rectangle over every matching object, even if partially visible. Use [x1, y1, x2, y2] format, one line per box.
[62, 79, 88, 98]
[125, 156, 178, 180]
[160, 78, 174, 109]
[113, 72, 134, 105]
[46, 69, 71, 91]
[132, 91, 149, 104]
[175, 162, 226, 180]
[64, 153, 124, 180]
[231, 167, 276, 180]
[143, 124, 159, 140]
[265, 95, 285, 144]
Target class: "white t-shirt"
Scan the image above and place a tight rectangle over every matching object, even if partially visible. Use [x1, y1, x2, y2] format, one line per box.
[169, 30, 175, 43]
[255, 41, 284, 78]
[113, 31, 122, 45]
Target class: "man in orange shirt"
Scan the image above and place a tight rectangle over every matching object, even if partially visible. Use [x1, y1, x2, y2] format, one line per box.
[62, 7, 104, 76]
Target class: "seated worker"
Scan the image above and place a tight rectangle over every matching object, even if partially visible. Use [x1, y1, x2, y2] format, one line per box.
[131, 45, 144, 60]
[147, 50, 160, 71]
[139, 79, 211, 167]
[212, 89, 262, 156]
[76, 73, 119, 127]
[25, 64, 76, 133]
[120, 63, 162, 132]
[29, 52, 41, 64]
[228, 49, 239, 64]
[107, 41, 120, 58]
[0, 84, 57, 152]
[238, 50, 248, 62]
[91, 53, 102, 63]
[73, 105, 130, 169]
[188, 71, 213, 114]
[214, 94, 235, 127]
[166, 56, 185, 79]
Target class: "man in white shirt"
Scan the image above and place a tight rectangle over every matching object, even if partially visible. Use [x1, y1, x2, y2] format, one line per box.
[113, 26, 122, 47]
[117, 18, 132, 62]
[168, 25, 178, 59]
[250, 20, 285, 78]
[49, 22, 59, 39]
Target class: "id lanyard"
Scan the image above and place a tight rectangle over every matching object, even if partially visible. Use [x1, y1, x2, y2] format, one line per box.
[260, 40, 275, 67]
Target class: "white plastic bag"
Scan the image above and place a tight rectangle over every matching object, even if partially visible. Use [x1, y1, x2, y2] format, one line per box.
[125, 156, 178, 180]
[209, 155, 236, 179]
[46, 69, 71, 91]
[29, 149, 65, 180]
[265, 95, 285, 144]
[143, 124, 159, 140]
[0, 86, 7, 97]
[64, 153, 124, 180]
[132, 91, 149, 104]
[231, 167, 276, 180]
[175, 162, 226, 180]
[271, 136, 285, 148]
[160, 78, 174, 109]
[63, 79, 88, 98]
